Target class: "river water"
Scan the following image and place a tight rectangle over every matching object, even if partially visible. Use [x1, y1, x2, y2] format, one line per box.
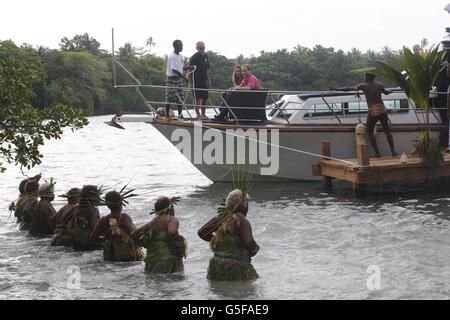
[1, 115, 450, 299]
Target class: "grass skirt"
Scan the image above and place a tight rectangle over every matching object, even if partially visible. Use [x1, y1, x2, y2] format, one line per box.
[51, 226, 72, 247]
[207, 256, 258, 281]
[103, 238, 144, 262]
[145, 256, 184, 274]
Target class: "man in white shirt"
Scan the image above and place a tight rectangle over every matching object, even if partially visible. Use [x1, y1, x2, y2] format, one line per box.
[165, 39, 189, 119]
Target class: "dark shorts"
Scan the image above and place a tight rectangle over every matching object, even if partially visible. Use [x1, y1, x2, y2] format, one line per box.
[366, 112, 390, 134]
[192, 86, 209, 101]
[165, 77, 185, 105]
[366, 112, 388, 124]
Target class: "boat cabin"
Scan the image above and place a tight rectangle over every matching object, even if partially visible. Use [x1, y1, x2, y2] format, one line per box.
[265, 91, 442, 125]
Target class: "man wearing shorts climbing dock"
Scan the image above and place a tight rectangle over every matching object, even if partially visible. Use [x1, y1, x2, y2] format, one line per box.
[332, 73, 398, 158]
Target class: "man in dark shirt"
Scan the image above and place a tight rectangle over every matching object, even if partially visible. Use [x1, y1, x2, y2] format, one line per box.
[188, 41, 211, 120]
[332, 73, 397, 158]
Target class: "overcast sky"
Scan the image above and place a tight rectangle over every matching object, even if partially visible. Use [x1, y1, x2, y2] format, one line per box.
[1, 0, 449, 58]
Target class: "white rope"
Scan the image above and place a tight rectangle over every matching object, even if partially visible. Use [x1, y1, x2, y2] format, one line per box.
[185, 65, 197, 105]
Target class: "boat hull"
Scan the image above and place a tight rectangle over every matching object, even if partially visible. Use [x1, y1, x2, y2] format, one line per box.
[149, 119, 443, 182]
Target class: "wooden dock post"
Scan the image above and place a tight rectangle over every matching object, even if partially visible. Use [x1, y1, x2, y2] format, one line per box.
[320, 140, 333, 191]
[356, 144, 369, 167]
[353, 144, 369, 198]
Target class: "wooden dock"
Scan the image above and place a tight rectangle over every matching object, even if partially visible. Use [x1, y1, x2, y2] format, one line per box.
[313, 141, 450, 197]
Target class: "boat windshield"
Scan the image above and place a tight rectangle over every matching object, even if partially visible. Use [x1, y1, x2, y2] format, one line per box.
[275, 102, 303, 119]
[267, 100, 285, 117]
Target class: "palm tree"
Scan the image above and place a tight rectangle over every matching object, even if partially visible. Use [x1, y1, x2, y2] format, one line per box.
[118, 43, 142, 62]
[355, 46, 447, 166]
[420, 38, 429, 50]
[146, 36, 156, 54]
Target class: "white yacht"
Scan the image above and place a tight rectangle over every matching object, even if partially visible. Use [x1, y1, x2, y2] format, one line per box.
[108, 90, 445, 182]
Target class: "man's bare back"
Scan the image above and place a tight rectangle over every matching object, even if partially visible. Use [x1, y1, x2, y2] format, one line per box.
[356, 82, 390, 107]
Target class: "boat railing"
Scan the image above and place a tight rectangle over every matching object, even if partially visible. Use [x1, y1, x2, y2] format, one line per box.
[127, 91, 449, 113]
[267, 94, 290, 125]
[321, 94, 342, 125]
[110, 29, 448, 127]
[219, 93, 239, 124]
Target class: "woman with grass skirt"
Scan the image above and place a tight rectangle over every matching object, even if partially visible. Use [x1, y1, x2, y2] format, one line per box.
[10, 174, 42, 225]
[21, 179, 41, 230]
[132, 196, 186, 273]
[29, 182, 56, 237]
[198, 189, 259, 281]
[50, 188, 80, 247]
[90, 191, 144, 262]
[10, 177, 31, 225]
[67, 185, 101, 251]
[29, 181, 56, 237]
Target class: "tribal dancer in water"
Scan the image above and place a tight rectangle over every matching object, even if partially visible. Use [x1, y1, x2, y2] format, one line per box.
[50, 187, 80, 246]
[90, 191, 143, 262]
[198, 189, 259, 281]
[11, 174, 40, 225]
[67, 185, 101, 251]
[29, 181, 56, 237]
[132, 196, 186, 273]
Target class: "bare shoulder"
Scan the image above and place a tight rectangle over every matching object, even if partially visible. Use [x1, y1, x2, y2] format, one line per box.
[356, 83, 366, 90]
[237, 214, 250, 226]
[375, 82, 384, 87]
[168, 215, 180, 224]
[120, 213, 133, 222]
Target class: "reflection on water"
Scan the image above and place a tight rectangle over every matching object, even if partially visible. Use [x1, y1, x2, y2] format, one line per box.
[1, 115, 450, 299]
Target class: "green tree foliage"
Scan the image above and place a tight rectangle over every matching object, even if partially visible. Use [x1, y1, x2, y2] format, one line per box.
[0, 53, 88, 172]
[45, 51, 110, 115]
[59, 33, 102, 55]
[99, 52, 167, 115]
[1, 35, 410, 117]
[118, 42, 143, 62]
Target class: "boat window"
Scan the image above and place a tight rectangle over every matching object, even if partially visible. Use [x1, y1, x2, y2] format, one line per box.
[346, 99, 409, 114]
[268, 100, 284, 117]
[303, 103, 343, 118]
[384, 99, 409, 113]
[347, 101, 368, 113]
[276, 102, 302, 119]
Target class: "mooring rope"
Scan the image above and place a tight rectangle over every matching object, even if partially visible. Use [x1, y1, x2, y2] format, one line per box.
[194, 121, 362, 168]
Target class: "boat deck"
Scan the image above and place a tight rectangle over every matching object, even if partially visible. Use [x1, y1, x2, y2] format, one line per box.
[313, 141, 450, 196]
[315, 154, 450, 184]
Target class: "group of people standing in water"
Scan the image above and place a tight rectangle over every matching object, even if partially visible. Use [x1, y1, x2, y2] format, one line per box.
[10, 174, 259, 281]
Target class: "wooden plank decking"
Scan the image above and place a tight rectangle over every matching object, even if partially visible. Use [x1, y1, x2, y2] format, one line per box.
[313, 140, 450, 196]
[315, 154, 450, 184]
